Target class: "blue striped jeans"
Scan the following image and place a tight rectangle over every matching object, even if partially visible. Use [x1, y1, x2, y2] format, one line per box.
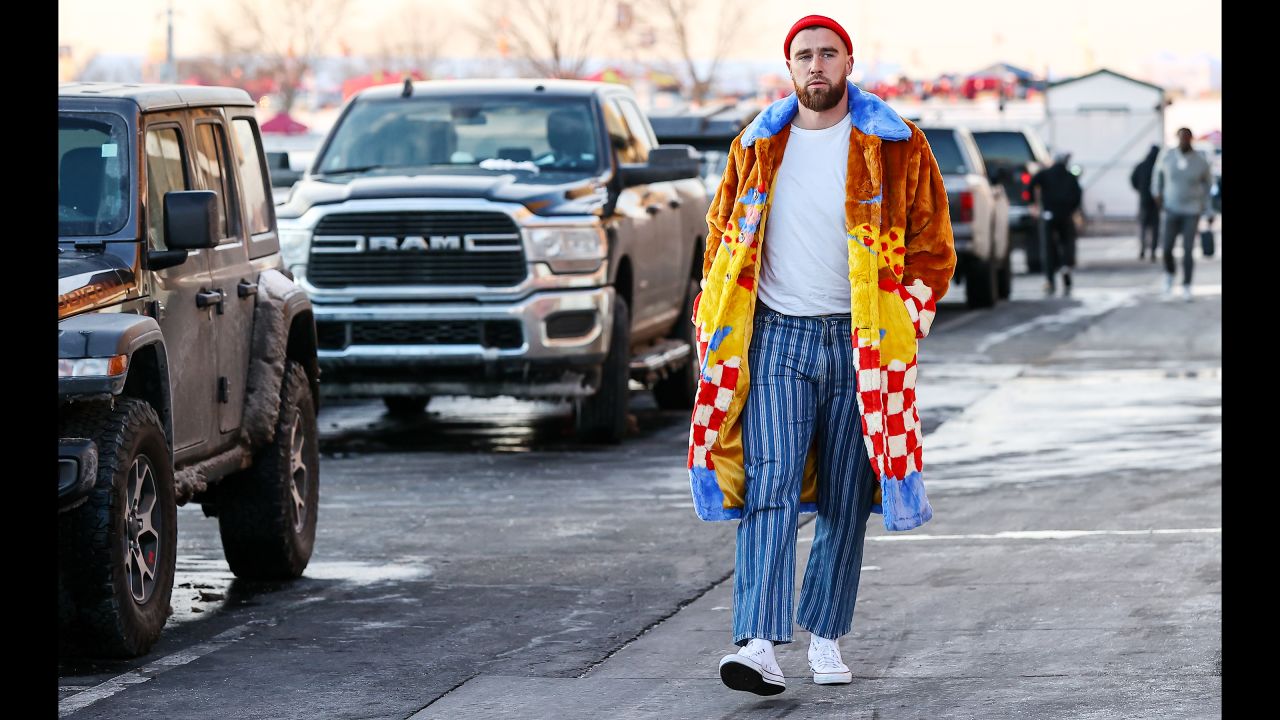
[732, 302, 878, 645]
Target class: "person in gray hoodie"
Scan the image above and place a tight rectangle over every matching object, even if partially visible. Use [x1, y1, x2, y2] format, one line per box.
[1151, 128, 1213, 301]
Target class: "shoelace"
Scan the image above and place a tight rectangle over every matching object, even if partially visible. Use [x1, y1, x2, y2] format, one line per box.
[811, 643, 844, 670]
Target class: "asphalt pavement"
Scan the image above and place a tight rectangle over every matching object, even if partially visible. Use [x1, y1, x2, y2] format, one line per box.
[58, 230, 1222, 719]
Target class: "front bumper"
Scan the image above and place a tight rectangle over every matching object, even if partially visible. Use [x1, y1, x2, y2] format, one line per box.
[314, 285, 614, 399]
[58, 438, 98, 511]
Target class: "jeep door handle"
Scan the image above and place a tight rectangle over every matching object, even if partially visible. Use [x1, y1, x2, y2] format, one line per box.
[196, 289, 225, 314]
[237, 280, 258, 298]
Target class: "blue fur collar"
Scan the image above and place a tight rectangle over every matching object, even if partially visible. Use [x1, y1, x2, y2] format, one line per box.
[741, 81, 911, 147]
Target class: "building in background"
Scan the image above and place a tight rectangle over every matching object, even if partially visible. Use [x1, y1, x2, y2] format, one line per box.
[1043, 69, 1165, 220]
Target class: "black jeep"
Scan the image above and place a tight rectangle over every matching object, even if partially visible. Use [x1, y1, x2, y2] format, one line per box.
[58, 83, 321, 657]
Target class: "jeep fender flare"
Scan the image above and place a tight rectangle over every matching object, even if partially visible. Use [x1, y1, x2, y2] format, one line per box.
[58, 313, 174, 448]
[240, 269, 317, 448]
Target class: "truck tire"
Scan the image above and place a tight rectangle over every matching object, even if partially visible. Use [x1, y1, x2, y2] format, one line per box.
[59, 398, 176, 658]
[997, 252, 1013, 300]
[575, 294, 630, 443]
[966, 255, 998, 309]
[383, 395, 430, 416]
[218, 360, 319, 580]
[652, 278, 699, 410]
[1024, 224, 1044, 274]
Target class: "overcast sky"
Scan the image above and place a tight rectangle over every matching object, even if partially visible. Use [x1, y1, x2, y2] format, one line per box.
[58, 0, 1221, 80]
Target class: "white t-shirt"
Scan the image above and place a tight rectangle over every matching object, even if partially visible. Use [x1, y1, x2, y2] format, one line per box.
[757, 113, 853, 316]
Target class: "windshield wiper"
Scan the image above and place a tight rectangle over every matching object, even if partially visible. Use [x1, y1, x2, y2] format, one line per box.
[315, 164, 384, 176]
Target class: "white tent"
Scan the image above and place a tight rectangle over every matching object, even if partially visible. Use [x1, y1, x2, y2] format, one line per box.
[1044, 69, 1166, 220]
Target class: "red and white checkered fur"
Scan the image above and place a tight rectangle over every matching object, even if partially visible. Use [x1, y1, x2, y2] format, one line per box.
[688, 293, 739, 471]
[857, 278, 936, 480]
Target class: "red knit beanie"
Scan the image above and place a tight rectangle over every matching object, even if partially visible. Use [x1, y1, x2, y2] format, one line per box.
[784, 15, 853, 59]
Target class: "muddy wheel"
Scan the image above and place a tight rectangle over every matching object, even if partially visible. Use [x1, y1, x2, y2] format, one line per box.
[383, 395, 430, 416]
[575, 294, 630, 443]
[59, 398, 176, 658]
[218, 360, 319, 579]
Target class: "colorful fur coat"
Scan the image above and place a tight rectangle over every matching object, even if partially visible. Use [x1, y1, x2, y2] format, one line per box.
[687, 82, 956, 532]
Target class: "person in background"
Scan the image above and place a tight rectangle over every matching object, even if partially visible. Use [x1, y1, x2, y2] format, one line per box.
[1031, 152, 1083, 295]
[1151, 128, 1213, 302]
[1130, 145, 1160, 261]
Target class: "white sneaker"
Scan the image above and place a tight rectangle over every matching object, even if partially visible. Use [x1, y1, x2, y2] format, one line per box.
[719, 639, 785, 695]
[1182, 285, 1193, 302]
[808, 635, 853, 685]
[1163, 273, 1175, 295]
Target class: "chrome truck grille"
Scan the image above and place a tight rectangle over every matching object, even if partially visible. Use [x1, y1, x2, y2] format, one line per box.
[306, 211, 527, 287]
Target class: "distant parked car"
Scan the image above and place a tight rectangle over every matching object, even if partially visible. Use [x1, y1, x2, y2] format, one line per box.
[649, 102, 761, 202]
[261, 132, 325, 204]
[970, 128, 1051, 274]
[919, 124, 1011, 308]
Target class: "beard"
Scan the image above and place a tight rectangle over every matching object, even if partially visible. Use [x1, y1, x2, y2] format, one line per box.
[793, 75, 844, 112]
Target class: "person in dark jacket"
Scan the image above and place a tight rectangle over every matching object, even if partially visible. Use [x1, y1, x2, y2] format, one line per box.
[1031, 152, 1083, 295]
[1131, 145, 1160, 261]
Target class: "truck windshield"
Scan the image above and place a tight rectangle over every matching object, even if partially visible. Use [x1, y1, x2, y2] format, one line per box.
[316, 96, 603, 178]
[59, 112, 131, 237]
[920, 128, 970, 175]
[972, 131, 1035, 167]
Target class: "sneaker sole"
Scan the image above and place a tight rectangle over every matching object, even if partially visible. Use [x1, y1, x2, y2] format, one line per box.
[812, 670, 853, 685]
[719, 655, 785, 696]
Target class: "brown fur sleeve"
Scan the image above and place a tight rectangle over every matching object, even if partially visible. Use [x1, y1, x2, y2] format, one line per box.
[901, 128, 957, 300]
[703, 136, 743, 279]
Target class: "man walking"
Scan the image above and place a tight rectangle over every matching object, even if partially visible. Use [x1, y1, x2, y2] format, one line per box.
[1152, 128, 1213, 301]
[1031, 153, 1083, 295]
[686, 14, 955, 695]
[1131, 145, 1160, 261]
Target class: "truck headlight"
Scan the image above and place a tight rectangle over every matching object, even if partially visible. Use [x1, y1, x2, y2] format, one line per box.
[526, 227, 606, 262]
[278, 228, 313, 268]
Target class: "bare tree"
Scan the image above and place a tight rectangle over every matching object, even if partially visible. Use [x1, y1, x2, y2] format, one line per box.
[469, 0, 609, 79]
[208, 24, 251, 82]
[374, 0, 449, 78]
[637, 0, 738, 104]
[208, 0, 350, 112]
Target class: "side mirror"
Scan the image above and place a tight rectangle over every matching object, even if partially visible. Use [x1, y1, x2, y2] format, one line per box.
[265, 151, 305, 188]
[619, 144, 701, 187]
[650, 144, 701, 175]
[147, 249, 188, 270]
[269, 168, 305, 189]
[266, 151, 290, 170]
[987, 166, 1010, 185]
[164, 190, 219, 250]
